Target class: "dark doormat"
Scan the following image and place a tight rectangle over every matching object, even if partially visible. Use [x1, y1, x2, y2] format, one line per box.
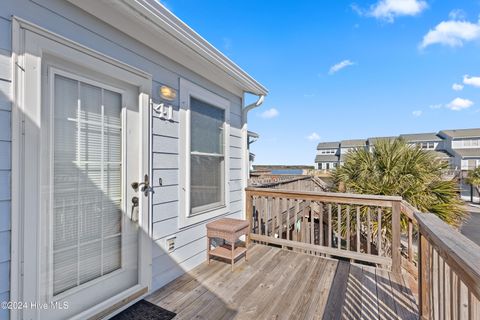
[111, 300, 176, 320]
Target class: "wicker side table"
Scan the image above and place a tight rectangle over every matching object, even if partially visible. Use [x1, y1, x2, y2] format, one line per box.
[206, 218, 250, 270]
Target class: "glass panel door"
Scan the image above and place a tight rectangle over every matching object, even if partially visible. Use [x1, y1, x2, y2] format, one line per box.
[52, 75, 123, 295]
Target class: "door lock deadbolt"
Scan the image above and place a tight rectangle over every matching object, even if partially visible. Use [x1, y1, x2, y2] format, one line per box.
[131, 174, 153, 196]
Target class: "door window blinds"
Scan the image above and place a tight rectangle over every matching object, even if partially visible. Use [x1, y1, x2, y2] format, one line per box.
[52, 74, 122, 295]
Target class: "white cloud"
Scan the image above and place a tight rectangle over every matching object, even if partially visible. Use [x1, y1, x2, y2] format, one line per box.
[463, 75, 480, 87]
[412, 110, 423, 117]
[429, 104, 442, 109]
[449, 9, 466, 21]
[306, 132, 321, 141]
[260, 108, 279, 119]
[420, 20, 480, 49]
[452, 83, 464, 91]
[353, 0, 427, 22]
[329, 60, 355, 74]
[446, 97, 474, 111]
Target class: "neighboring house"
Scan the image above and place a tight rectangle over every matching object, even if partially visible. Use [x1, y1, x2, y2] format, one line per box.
[0, 1, 267, 319]
[339, 139, 367, 166]
[315, 129, 480, 171]
[315, 142, 340, 170]
[439, 128, 480, 171]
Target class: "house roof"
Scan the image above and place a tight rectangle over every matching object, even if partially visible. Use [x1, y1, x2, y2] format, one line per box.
[400, 132, 442, 142]
[317, 142, 340, 150]
[454, 148, 480, 158]
[367, 136, 396, 144]
[341, 139, 367, 148]
[440, 128, 480, 139]
[67, 0, 268, 96]
[315, 155, 339, 162]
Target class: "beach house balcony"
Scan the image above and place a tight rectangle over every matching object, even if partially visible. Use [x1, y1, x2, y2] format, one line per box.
[146, 176, 479, 319]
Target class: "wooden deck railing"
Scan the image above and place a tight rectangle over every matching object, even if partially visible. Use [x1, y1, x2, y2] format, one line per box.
[245, 187, 407, 273]
[245, 186, 480, 319]
[416, 212, 480, 319]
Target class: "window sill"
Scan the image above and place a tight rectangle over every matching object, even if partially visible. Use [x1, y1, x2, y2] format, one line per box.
[179, 204, 230, 229]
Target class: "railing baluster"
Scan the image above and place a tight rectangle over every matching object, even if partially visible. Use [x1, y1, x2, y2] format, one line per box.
[281, 198, 287, 239]
[419, 233, 431, 317]
[310, 201, 314, 249]
[255, 196, 260, 235]
[377, 207, 382, 256]
[367, 207, 371, 255]
[275, 197, 280, 238]
[294, 199, 299, 242]
[356, 206, 360, 253]
[302, 201, 307, 252]
[246, 191, 253, 244]
[287, 199, 291, 241]
[346, 205, 350, 251]
[328, 203, 332, 248]
[445, 262, 451, 319]
[319, 202, 324, 247]
[337, 204, 342, 250]
[264, 197, 270, 236]
[408, 219, 413, 262]
[391, 201, 401, 274]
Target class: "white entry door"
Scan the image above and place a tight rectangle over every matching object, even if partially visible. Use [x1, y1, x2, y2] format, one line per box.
[40, 69, 140, 320]
[14, 26, 151, 320]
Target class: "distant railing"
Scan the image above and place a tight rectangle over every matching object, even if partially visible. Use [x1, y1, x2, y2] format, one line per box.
[245, 187, 407, 273]
[416, 213, 480, 319]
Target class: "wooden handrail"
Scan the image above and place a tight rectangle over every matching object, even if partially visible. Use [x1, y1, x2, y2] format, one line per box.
[416, 212, 480, 319]
[246, 187, 403, 207]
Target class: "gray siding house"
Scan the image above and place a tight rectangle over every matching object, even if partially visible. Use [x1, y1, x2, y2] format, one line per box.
[315, 129, 480, 172]
[0, 1, 267, 319]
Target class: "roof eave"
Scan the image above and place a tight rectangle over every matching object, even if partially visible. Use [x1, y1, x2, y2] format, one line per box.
[128, 0, 268, 95]
[67, 0, 268, 96]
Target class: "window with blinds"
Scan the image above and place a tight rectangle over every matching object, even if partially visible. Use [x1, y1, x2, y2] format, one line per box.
[52, 74, 122, 296]
[190, 97, 225, 214]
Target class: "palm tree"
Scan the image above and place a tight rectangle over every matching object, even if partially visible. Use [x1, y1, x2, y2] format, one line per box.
[331, 138, 466, 250]
[466, 166, 480, 203]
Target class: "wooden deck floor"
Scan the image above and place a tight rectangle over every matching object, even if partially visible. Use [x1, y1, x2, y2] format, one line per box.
[147, 244, 418, 319]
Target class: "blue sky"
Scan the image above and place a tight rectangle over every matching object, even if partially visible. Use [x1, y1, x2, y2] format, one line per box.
[164, 0, 480, 165]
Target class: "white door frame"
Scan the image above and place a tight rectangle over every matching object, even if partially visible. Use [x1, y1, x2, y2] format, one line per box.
[10, 17, 152, 320]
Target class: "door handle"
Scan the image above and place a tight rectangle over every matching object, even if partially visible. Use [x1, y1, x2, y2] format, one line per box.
[131, 174, 153, 196]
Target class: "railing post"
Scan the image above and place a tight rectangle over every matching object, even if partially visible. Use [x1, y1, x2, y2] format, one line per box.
[418, 232, 430, 319]
[245, 190, 253, 247]
[391, 200, 402, 274]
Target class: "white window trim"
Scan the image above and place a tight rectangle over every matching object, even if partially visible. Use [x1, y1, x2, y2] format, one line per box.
[179, 79, 231, 228]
